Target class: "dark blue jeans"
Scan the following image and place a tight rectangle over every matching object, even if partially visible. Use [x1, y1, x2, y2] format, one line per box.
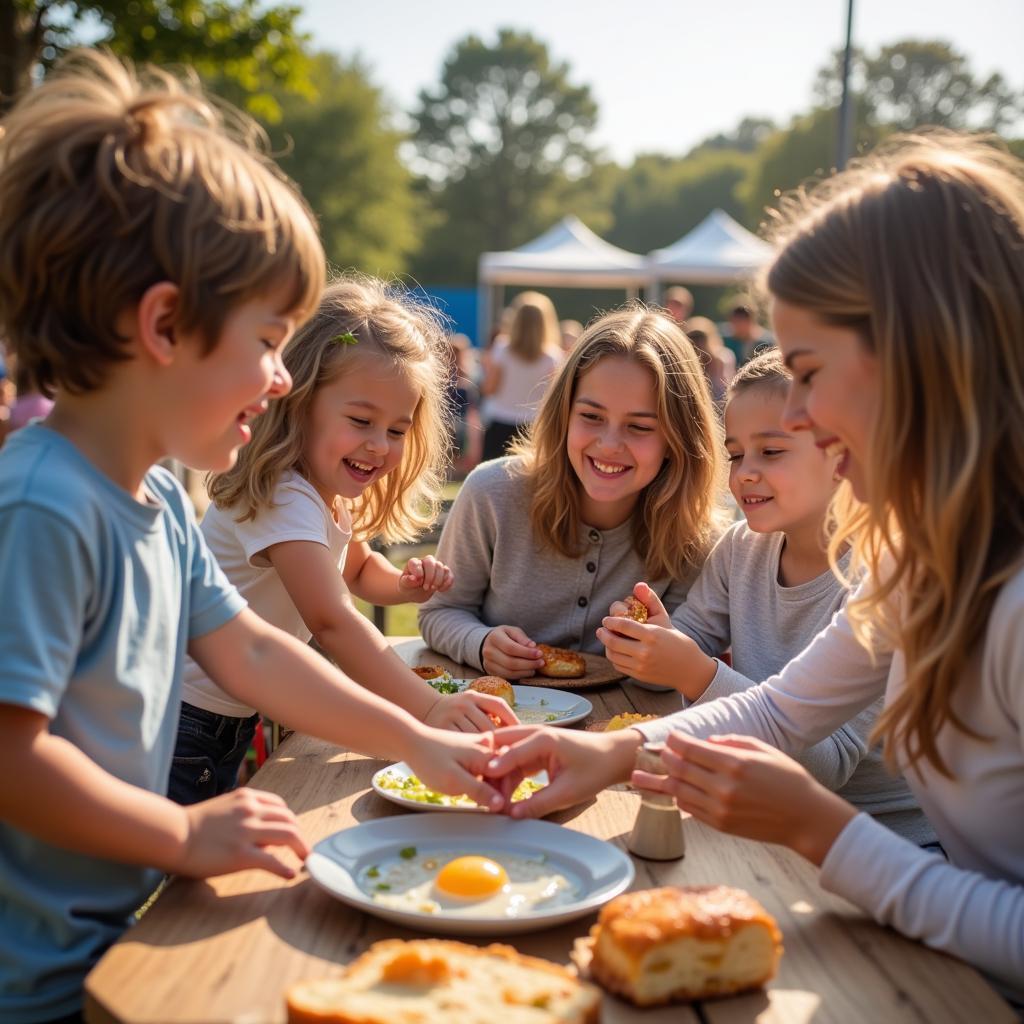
[167, 702, 259, 805]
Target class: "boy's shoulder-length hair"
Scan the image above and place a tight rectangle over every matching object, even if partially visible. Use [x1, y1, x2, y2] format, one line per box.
[0, 49, 325, 398]
[512, 303, 728, 583]
[209, 275, 455, 545]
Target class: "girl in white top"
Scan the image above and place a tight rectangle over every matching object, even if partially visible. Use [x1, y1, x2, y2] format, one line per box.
[489, 134, 1024, 1000]
[170, 278, 515, 804]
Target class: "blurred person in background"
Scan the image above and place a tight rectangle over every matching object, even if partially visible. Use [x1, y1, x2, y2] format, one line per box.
[723, 303, 774, 366]
[687, 316, 736, 405]
[559, 318, 583, 355]
[663, 286, 694, 326]
[446, 333, 482, 477]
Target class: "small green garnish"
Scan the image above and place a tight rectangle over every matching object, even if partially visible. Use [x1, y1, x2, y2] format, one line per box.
[545, 713, 558, 722]
[334, 331, 359, 346]
[539, 699, 549, 706]
[375, 883, 391, 891]
[429, 678, 461, 695]
[366, 865, 380, 878]
[399, 846, 417, 859]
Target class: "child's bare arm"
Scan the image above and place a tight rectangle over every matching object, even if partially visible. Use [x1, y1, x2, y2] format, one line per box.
[343, 538, 451, 606]
[264, 540, 514, 731]
[0, 703, 307, 878]
[188, 608, 505, 807]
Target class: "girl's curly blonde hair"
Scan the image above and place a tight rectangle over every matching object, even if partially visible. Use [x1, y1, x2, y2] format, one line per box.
[209, 276, 454, 544]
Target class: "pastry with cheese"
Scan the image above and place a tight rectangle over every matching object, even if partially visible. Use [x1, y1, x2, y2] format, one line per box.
[285, 938, 600, 1023]
[622, 596, 648, 623]
[469, 675, 516, 707]
[411, 665, 447, 680]
[604, 712, 658, 732]
[588, 885, 782, 1006]
[536, 644, 586, 679]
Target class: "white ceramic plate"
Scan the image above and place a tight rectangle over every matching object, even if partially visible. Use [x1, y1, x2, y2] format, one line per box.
[372, 761, 549, 814]
[306, 813, 634, 935]
[431, 679, 592, 727]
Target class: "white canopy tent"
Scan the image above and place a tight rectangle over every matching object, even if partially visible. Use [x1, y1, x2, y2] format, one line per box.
[476, 215, 648, 342]
[646, 209, 773, 292]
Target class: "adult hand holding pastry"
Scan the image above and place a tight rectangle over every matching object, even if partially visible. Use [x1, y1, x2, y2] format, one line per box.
[633, 732, 857, 866]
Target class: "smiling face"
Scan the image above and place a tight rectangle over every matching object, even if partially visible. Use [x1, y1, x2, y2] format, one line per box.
[566, 355, 668, 528]
[167, 286, 297, 472]
[725, 385, 837, 537]
[301, 350, 420, 507]
[772, 299, 880, 502]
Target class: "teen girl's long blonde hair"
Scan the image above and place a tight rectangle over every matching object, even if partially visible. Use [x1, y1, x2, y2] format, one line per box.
[209, 276, 453, 544]
[512, 305, 727, 582]
[764, 131, 1024, 776]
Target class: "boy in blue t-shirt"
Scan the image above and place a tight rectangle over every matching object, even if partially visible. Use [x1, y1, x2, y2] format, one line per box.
[0, 52, 505, 1024]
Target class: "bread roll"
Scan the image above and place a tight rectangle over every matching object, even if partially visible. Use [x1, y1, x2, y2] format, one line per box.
[536, 644, 586, 679]
[469, 675, 516, 707]
[589, 885, 782, 1006]
[285, 938, 600, 1023]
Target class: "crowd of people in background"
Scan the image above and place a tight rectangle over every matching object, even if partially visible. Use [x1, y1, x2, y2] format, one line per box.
[440, 285, 776, 480]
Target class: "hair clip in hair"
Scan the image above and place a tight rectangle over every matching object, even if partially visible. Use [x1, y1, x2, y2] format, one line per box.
[334, 331, 359, 346]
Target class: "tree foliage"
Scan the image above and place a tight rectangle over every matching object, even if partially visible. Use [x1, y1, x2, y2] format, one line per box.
[0, 0, 313, 119]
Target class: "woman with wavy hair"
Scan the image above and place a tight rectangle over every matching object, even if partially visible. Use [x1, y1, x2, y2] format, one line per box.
[420, 304, 728, 676]
[490, 133, 1024, 1001]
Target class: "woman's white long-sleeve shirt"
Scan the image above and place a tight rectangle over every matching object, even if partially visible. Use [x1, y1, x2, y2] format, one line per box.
[638, 567, 1024, 1001]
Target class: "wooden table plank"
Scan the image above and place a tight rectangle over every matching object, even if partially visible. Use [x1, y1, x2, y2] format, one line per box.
[83, 639, 1013, 1024]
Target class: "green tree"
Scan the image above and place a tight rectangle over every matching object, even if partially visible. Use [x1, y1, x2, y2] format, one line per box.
[814, 39, 1022, 133]
[266, 53, 423, 276]
[409, 29, 599, 283]
[0, 0, 313, 119]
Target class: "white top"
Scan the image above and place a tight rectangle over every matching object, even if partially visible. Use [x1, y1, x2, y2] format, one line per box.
[182, 471, 352, 717]
[485, 346, 560, 425]
[670, 521, 931, 841]
[638, 566, 1024, 1001]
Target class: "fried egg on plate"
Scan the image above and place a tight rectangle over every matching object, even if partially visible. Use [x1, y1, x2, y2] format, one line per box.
[362, 849, 579, 918]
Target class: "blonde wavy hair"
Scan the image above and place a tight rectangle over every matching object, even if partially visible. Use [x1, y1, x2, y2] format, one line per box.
[763, 131, 1024, 775]
[511, 304, 727, 582]
[0, 49, 324, 396]
[508, 291, 561, 361]
[209, 277, 454, 544]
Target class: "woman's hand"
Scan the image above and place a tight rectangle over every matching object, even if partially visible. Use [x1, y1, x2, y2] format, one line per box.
[423, 690, 519, 732]
[485, 725, 643, 818]
[632, 732, 857, 865]
[481, 625, 546, 679]
[398, 555, 454, 602]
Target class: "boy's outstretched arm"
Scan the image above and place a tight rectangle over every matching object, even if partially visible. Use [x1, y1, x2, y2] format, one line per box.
[189, 608, 504, 809]
[0, 703, 308, 878]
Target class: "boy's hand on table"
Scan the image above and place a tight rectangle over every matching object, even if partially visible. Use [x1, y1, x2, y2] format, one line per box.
[633, 732, 857, 866]
[485, 725, 644, 818]
[482, 625, 546, 679]
[177, 788, 309, 880]
[424, 689, 519, 732]
[399, 555, 453, 601]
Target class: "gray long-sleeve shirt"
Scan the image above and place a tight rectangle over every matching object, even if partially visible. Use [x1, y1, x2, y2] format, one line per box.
[637, 567, 1024, 1001]
[666, 520, 933, 843]
[419, 457, 699, 670]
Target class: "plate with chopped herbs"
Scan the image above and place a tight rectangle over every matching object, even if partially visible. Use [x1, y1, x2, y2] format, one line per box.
[372, 762, 549, 814]
[423, 677, 593, 728]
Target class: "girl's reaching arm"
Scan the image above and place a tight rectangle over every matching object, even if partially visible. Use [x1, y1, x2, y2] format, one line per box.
[264, 539, 514, 731]
[343, 537, 452, 606]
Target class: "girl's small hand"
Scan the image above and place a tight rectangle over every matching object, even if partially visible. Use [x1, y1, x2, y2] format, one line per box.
[177, 787, 309, 880]
[607, 582, 672, 628]
[596, 619, 714, 696]
[398, 555, 454, 602]
[424, 690, 519, 733]
[632, 732, 857, 865]
[482, 625, 546, 679]
[405, 728, 504, 812]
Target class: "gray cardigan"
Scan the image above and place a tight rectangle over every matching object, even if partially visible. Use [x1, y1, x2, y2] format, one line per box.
[419, 457, 699, 670]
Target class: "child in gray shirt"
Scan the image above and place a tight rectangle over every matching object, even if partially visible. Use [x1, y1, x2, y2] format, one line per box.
[601, 351, 933, 843]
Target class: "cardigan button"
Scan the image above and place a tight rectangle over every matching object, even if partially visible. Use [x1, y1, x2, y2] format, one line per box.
[588, 529, 600, 543]
[586, 561, 596, 573]
[578, 596, 588, 608]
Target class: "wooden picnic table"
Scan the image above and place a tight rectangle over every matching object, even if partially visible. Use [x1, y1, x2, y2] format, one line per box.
[84, 638, 1013, 1024]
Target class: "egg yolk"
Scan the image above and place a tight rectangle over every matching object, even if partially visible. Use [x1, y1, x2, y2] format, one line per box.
[434, 856, 509, 900]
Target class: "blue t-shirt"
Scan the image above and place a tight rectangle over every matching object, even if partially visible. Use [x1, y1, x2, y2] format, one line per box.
[0, 425, 245, 1023]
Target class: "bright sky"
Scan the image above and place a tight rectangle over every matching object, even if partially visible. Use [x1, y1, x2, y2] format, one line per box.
[298, 0, 1022, 163]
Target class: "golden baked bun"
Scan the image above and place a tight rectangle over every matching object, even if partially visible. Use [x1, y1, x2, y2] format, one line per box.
[285, 939, 600, 1024]
[411, 665, 446, 680]
[605, 712, 658, 732]
[468, 675, 516, 707]
[623, 596, 648, 623]
[536, 644, 586, 679]
[589, 885, 782, 1006]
